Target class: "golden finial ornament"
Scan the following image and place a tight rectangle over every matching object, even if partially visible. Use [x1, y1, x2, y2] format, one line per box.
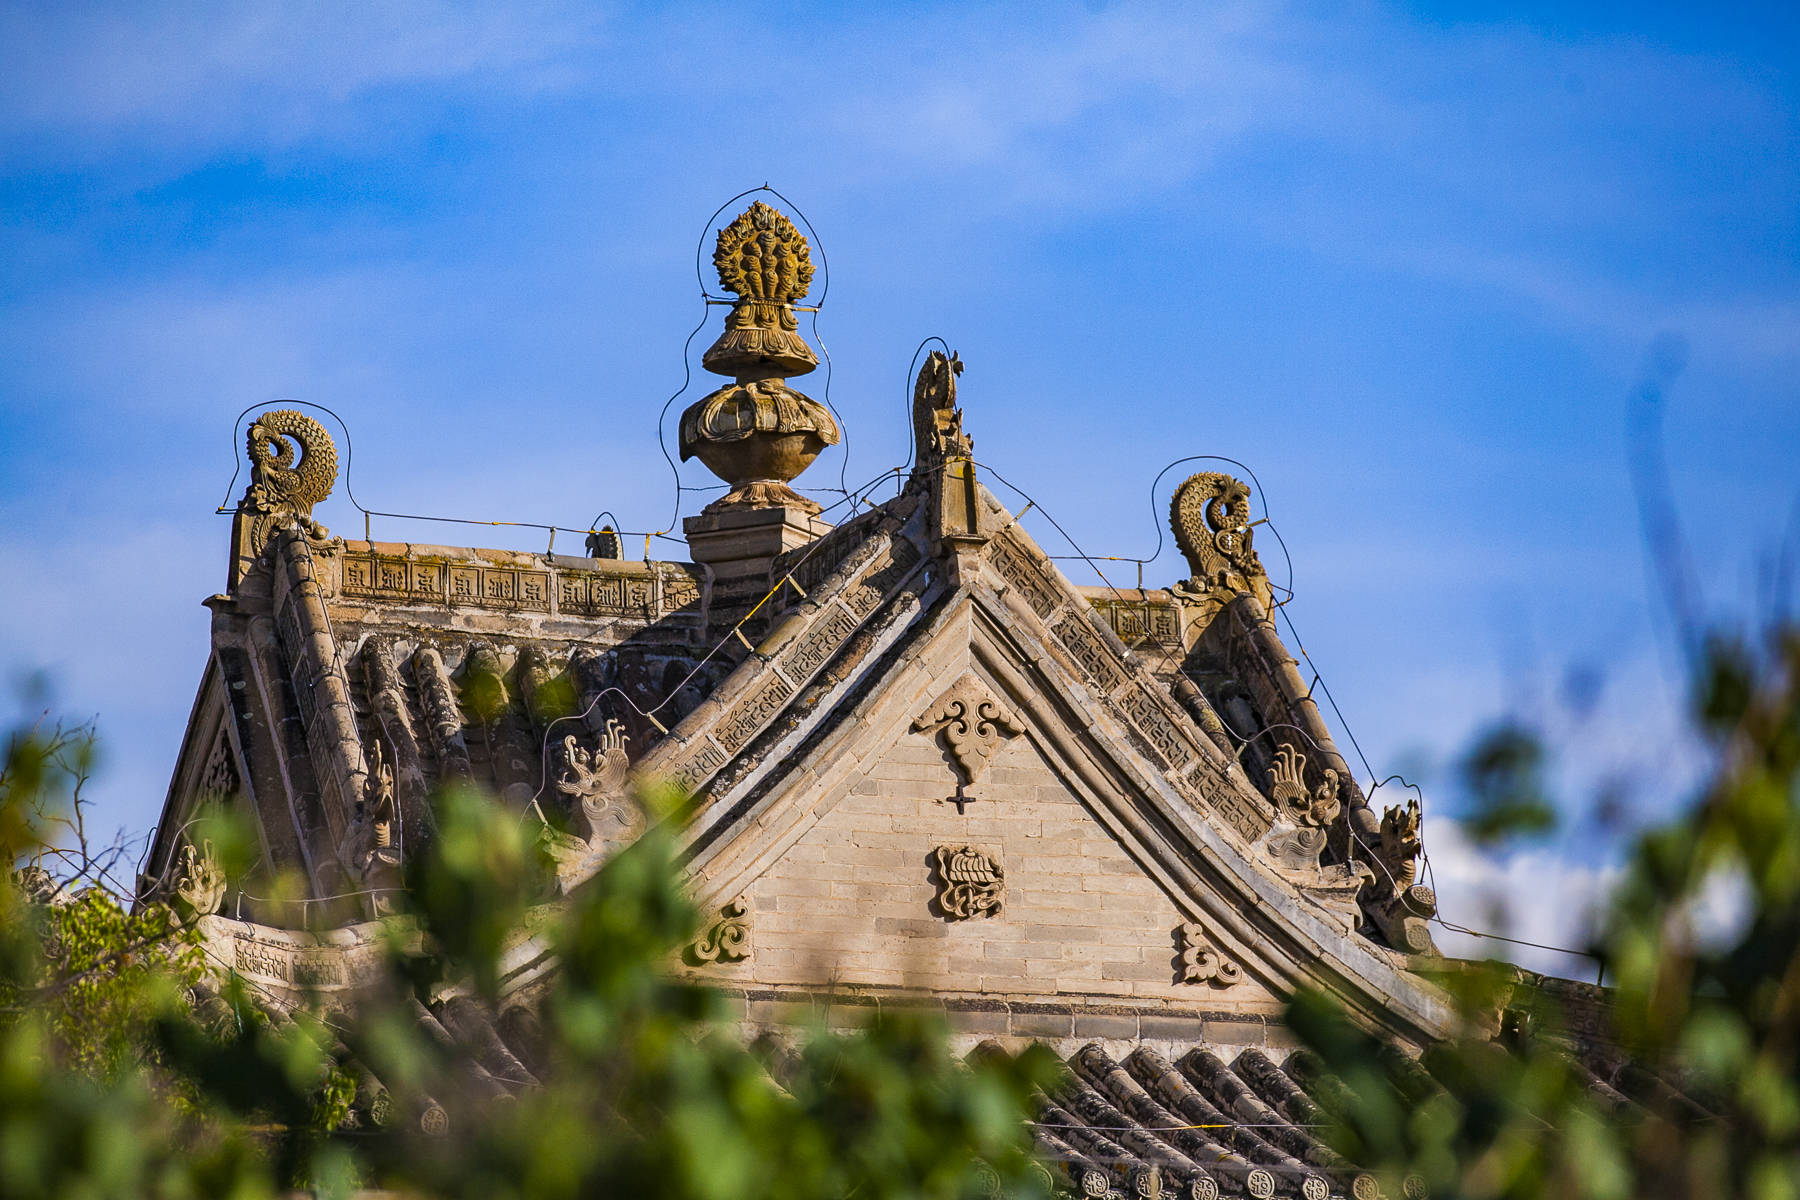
[679, 200, 840, 513]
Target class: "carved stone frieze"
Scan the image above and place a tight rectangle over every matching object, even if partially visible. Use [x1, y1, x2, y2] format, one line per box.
[1117, 685, 1196, 770]
[198, 728, 240, 803]
[913, 675, 1023, 788]
[1088, 597, 1180, 648]
[986, 534, 1059, 618]
[666, 738, 727, 795]
[713, 674, 793, 755]
[689, 897, 751, 964]
[845, 537, 922, 618]
[777, 603, 859, 683]
[1176, 922, 1243, 987]
[1051, 610, 1128, 692]
[1175, 765, 1274, 844]
[933, 846, 1004, 920]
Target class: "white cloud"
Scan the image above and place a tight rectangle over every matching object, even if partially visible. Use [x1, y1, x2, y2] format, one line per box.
[0, 1, 605, 155]
[1423, 817, 1620, 979]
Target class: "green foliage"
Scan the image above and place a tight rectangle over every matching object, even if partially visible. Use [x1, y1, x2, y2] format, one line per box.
[1294, 627, 1800, 1199]
[0, 708, 1055, 1199]
[1457, 721, 1556, 847]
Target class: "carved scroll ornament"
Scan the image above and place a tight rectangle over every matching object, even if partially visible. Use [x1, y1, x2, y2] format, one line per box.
[913, 675, 1022, 788]
[1176, 922, 1243, 988]
[934, 846, 1004, 920]
[690, 897, 751, 964]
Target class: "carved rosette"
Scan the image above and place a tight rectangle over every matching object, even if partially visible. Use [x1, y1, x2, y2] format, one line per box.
[913, 675, 1022, 789]
[933, 846, 1004, 920]
[1176, 922, 1243, 988]
[680, 200, 840, 513]
[690, 898, 751, 964]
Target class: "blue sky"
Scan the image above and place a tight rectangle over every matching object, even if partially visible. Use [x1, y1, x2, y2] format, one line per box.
[2, 1, 1795, 972]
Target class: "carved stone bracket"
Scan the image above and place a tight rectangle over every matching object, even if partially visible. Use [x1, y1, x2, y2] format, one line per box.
[933, 846, 1004, 920]
[1176, 922, 1243, 987]
[913, 675, 1022, 790]
[690, 897, 751, 964]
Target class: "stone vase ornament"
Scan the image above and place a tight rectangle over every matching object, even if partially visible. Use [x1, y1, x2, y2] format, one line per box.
[678, 201, 840, 514]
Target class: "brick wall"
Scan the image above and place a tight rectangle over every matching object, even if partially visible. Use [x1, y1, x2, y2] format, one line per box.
[732, 728, 1279, 1014]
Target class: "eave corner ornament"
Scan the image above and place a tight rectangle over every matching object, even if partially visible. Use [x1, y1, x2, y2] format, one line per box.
[679, 199, 840, 514]
[1365, 798, 1438, 955]
[933, 845, 1004, 920]
[912, 349, 970, 465]
[1168, 470, 1273, 622]
[1261, 742, 1342, 873]
[913, 675, 1022, 798]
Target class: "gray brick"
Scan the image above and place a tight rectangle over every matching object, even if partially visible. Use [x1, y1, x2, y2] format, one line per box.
[1010, 1009, 1073, 1038]
[1073, 1012, 1141, 1039]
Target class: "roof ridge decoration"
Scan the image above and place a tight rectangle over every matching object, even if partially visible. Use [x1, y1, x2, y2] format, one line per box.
[680, 200, 840, 515]
[1169, 471, 1272, 623]
[229, 408, 338, 588]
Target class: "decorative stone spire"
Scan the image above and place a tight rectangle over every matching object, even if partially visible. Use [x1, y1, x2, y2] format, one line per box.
[678, 201, 840, 514]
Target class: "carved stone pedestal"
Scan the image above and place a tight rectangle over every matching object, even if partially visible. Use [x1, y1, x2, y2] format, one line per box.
[684, 504, 831, 583]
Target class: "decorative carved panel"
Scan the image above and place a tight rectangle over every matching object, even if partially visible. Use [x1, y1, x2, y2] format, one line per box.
[777, 603, 859, 683]
[934, 846, 1004, 920]
[1052, 610, 1128, 691]
[1176, 922, 1243, 988]
[689, 898, 751, 964]
[913, 675, 1023, 788]
[713, 674, 793, 754]
[986, 534, 1059, 618]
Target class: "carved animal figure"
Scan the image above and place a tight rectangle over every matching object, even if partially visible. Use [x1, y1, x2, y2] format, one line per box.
[244, 409, 337, 518]
[1266, 742, 1341, 828]
[557, 720, 635, 844]
[1169, 470, 1265, 595]
[912, 349, 969, 464]
[1378, 799, 1423, 890]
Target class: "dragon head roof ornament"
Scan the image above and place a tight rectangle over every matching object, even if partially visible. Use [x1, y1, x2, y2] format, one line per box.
[678, 200, 840, 514]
